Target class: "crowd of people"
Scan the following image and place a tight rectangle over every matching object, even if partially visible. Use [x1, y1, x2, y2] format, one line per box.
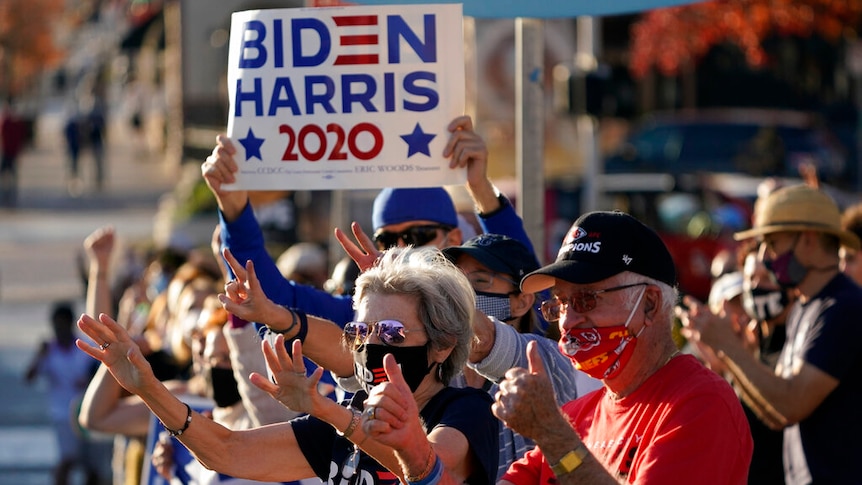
[20, 107, 862, 485]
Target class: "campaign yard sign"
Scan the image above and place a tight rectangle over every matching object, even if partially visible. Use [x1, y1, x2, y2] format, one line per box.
[225, 4, 466, 191]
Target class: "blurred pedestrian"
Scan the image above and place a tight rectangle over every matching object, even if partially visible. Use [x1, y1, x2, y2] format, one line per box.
[25, 301, 103, 485]
[0, 98, 28, 208]
[63, 103, 83, 196]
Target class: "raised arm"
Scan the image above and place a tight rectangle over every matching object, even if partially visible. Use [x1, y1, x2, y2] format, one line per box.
[219, 249, 355, 377]
[75, 312, 315, 482]
[84, 225, 115, 317]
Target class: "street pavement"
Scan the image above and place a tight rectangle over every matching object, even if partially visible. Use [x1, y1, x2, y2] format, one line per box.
[0, 117, 180, 484]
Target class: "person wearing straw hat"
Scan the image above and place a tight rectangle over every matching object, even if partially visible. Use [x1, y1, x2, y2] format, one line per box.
[679, 184, 862, 485]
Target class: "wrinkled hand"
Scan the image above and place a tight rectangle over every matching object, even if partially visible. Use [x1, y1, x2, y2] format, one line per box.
[218, 248, 279, 326]
[84, 225, 115, 267]
[76, 313, 157, 395]
[335, 222, 380, 272]
[493, 341, 566, 441]
[361, 354, 425, 452]
[250, 336, 324, 415]
[444, 115, 488, 187]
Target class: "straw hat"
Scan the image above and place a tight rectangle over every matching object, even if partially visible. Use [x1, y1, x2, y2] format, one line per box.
[734, 185, 861, 250]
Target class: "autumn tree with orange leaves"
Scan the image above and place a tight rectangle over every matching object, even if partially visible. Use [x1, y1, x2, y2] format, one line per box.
[630, 0, 862, 78]
[0, 0, 64, 99]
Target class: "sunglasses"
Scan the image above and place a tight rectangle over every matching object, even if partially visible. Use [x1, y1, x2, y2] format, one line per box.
[373, 224, 453, 249]
[541, 282, 648, 321]
[343, 320, 423, 348]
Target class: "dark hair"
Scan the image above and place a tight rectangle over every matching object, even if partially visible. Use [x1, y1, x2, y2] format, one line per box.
[51, 301, 74, 321]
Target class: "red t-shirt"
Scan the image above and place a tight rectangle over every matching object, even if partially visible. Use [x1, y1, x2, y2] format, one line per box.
[502, 354, 752, 484]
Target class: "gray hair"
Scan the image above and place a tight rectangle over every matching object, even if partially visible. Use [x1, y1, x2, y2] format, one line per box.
[616, 271, 678, 324]
[353, 247, 475, 384]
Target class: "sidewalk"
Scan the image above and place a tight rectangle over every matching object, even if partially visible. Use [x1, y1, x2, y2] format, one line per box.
[0, 115, 181, 484]
[0, 116, 181, 303]
[14, 115, 179, 212]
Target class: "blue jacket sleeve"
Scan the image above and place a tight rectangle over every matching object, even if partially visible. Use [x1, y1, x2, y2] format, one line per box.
[219, 203, 355, 327]
[477, 194, 535, 255]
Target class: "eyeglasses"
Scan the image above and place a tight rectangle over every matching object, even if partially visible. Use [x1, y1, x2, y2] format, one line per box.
[541, 283, 648, 321]
[373, 224, 453, 249]
[343, 320, 423, 348]
[463, 270, 518, 291]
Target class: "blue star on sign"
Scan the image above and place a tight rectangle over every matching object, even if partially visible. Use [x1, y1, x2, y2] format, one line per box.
[400, 123, 436, 158]
[239, 128, 265, 161]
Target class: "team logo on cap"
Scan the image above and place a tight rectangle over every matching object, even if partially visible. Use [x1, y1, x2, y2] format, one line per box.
[567, 226, 588, 243]
[559, 226, 602, 256]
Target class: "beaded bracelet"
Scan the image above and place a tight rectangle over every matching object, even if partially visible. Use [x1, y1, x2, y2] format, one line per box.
[162, 402, 192, 437]
[407, 454, 442, 485]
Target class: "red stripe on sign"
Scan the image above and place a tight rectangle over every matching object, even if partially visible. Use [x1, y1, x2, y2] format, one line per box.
[334, 54, 379, 65]
[333, 15, 377, 26]
[341, 34, 377, 46]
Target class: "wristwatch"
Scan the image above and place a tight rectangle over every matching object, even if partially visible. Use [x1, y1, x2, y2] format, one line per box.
[550, 445, 588, 476]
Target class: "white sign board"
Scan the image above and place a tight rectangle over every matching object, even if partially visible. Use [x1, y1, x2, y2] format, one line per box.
[225, 4, 466, 190]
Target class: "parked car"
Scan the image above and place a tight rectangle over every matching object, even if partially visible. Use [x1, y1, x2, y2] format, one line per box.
[603, 108, 853, 189]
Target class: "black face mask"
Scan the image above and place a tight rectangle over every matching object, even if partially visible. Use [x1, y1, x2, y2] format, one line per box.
[206, 367, 242, 408]
[353, 343, 435, 394]
[742, 286, 789, 322]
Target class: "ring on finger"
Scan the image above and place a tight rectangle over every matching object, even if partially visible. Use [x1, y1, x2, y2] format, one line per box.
[99, 342, 111, 351]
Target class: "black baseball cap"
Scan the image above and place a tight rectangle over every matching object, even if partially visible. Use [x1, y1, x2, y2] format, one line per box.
[521, 211, 677, 293]
[444, 234, 540, 281]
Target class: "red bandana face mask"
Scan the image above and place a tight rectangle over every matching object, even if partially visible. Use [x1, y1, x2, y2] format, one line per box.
[558, 286, 646, 380]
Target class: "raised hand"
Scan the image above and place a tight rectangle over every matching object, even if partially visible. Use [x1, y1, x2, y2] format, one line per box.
[84, 225, 115, 268]
[250, 336, 324, 415]
[76, 313, 159, 394]
[218, 248, 283, 329]
[335, 221, 380, 272]
[444, 115, 488, 187]
[200, 134, 248, 219]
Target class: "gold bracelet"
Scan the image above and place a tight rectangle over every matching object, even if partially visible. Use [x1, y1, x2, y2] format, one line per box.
[337, 408, 361, 438]
[550, 444, 588, 476]
[406, 446, 436, 482]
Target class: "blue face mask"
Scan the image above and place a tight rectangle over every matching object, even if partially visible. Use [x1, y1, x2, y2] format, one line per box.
[475, 290, 516, 322]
